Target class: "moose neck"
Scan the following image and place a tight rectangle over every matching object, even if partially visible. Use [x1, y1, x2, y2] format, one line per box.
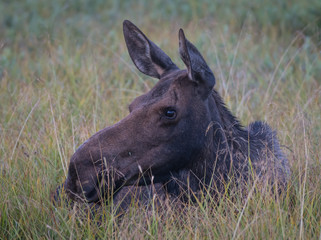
[204, 90, 249, 188]
[170, 90, 249, 195]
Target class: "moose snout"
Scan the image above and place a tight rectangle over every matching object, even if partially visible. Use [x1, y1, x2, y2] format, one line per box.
[60, 143, 125, 203]
[57, 114, 148, 204]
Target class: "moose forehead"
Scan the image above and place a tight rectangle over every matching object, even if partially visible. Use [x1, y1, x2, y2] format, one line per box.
[129, 69, 191, 111]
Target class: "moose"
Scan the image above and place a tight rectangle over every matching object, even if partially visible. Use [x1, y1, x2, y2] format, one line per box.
[55, 20, 290, 210]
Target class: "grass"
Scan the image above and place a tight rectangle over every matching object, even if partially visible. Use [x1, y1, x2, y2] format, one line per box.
[0, 0, 320, 239]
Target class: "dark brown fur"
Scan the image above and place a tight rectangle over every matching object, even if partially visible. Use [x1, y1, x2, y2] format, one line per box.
[54, 20, 290, 211]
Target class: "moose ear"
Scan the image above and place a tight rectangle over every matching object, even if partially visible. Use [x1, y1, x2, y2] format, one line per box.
[123, 20, 178, 79]
[179, 29, 215, 98]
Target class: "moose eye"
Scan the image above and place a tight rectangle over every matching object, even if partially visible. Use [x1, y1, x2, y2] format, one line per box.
[164, 108, 177, 119]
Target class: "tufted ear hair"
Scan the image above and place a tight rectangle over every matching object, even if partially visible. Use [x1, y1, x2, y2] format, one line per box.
[179, 29, 215, 98]
[123, 20, 179, 79]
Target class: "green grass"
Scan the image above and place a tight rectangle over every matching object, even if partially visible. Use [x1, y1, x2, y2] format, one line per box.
[0, 0, 320, 239]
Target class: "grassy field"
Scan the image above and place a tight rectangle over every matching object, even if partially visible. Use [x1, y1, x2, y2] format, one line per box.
[1, 0, 320, 239]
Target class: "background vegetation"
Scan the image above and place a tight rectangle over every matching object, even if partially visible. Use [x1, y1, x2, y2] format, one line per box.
[0, 0, 320, 239]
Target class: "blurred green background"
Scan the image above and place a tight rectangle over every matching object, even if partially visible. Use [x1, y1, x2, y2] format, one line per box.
[1, 0, 321, 41]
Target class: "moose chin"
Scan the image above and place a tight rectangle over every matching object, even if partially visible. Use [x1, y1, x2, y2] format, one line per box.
[53, 20, 290, 211]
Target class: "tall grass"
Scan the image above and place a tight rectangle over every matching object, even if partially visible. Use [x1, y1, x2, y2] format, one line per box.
[0, 0, 320, 239]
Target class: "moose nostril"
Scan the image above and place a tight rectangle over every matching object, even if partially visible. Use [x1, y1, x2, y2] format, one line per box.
[82, 184, 99, 202]
[82, 176, 109, 203]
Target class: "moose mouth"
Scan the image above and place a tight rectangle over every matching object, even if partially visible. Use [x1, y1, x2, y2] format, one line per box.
[65, 149, 176, 203]
[105, 158, 175, 194]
